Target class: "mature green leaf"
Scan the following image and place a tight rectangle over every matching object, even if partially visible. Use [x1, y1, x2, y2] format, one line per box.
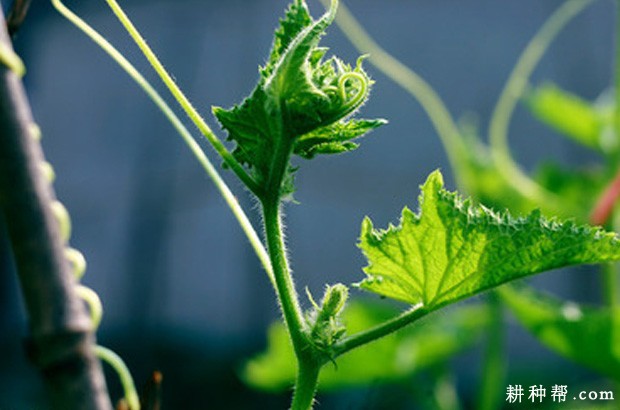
[358, 170, 620, 310]
[526, 83, 610, 152]
[242, 302, 489, 391]
[500, 286, 620, 379]
[213, 0, 383, 197]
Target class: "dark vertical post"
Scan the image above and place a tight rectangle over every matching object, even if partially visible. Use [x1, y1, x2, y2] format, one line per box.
[0, 6, 112, 410]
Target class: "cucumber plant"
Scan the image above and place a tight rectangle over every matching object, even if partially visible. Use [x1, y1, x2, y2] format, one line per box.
[7, 0, 620, 409]
[279, 0, 619, 407]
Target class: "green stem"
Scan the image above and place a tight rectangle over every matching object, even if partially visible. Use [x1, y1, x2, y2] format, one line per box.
[477, 293, 505, 410]
[51, 0, 274, 287]
[262, 198, 306, 355]
[488, 0, 596, 208]
[263, 197, 321, 409]
[290, 360, 321, 410]
[333, 303, 427, 357]
[258, 110, 318, 405]
[102, 0, 260, 195]
[258, 98, 308, 351]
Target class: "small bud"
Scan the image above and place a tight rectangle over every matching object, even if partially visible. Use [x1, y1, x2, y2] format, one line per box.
[306, 284, 349, 358]
[319, 283, 348, 318]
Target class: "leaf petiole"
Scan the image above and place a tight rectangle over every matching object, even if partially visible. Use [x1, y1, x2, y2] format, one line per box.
[333, 303, 427, 357]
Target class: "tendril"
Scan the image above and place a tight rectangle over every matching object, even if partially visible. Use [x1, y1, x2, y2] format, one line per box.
[75, 284, 103, 329]
[0, 41, 25, 76]
[50, 200, 71, 243]
[65, 247, 87, 280]
[36, 124, 141, 409]
[95, 346, 141, 410]
[40, 161, 55, 182]
[338, 71, 368, 113]
[29, 123, 41, 141]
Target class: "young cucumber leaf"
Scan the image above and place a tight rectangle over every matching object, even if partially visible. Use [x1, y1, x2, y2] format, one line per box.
[213, 0, 384, 197]
[242, 302, 489, 391]
[499, 285, 620, 379]
[526, 83, 614, 153]
[358, 170, 620, 311]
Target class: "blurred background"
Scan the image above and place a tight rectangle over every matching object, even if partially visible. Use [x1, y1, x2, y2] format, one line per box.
[0, 0, 615, 408]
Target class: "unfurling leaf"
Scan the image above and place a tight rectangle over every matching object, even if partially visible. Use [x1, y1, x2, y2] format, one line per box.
[358, 170, 620, 311]
[500, 286, 620, 379]
[213, 0, 384, 198]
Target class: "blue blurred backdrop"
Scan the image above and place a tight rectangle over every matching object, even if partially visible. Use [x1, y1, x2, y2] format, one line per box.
[1, 0, 615, 408]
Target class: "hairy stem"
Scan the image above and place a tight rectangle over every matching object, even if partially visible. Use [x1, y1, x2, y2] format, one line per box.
[258, 98, 307, 351]
[51, 0, 274, 287]
[262, 199, 306, 356]
[290, 359, 321, 410]
[488, 0, 596, 208]
[0, 6, 111, 408]
[258, 102, 317, 405]
[263, 198, 321, 409]
[333, 304, 427, 356]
